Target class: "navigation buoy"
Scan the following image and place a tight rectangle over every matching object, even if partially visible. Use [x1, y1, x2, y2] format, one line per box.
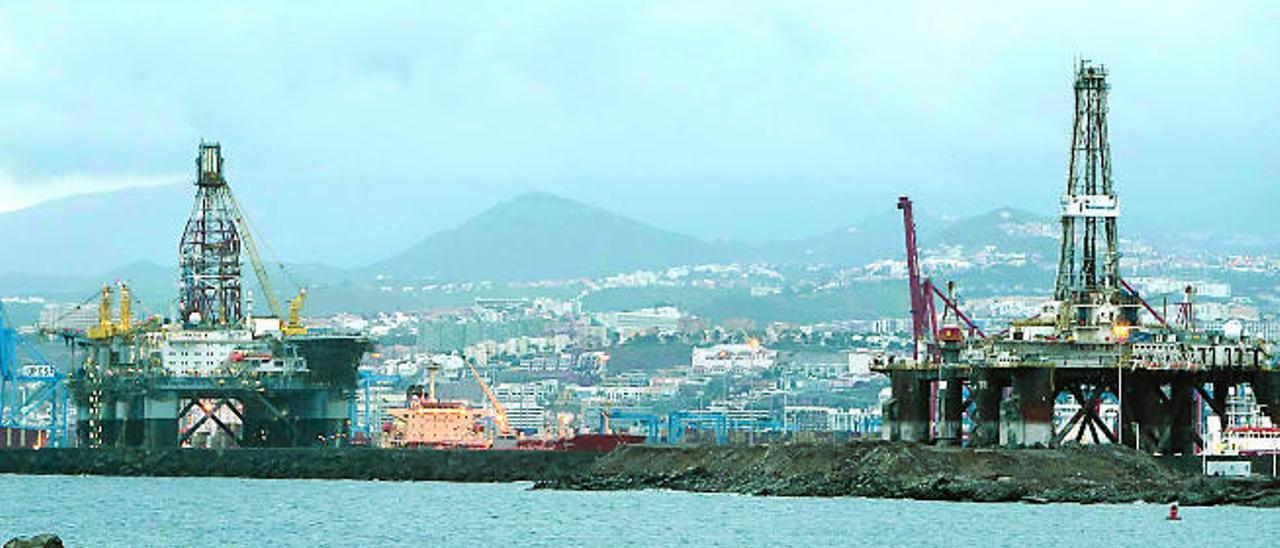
[1167, 502, 1181, 521]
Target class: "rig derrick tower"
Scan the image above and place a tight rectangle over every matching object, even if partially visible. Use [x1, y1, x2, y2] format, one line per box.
[1055, 61, 1118, 301]
[179, 143, 243, 327]
[1052, 61, 1139, 337]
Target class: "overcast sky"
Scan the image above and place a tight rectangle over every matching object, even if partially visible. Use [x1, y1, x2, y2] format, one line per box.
[1, 2, 1276, 263]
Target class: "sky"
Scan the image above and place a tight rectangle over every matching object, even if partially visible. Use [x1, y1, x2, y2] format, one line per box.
[0, 1, 1277, 265]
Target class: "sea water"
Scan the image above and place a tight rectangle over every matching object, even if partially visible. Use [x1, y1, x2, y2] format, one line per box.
[1, 474, 1276, 547]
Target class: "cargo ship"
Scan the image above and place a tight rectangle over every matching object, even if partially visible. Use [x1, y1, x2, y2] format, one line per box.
[381, 396, 493, 449]
[380, 361, 644, 452]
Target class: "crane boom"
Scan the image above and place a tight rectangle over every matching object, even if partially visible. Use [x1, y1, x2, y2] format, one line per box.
[898, 196, 928, 360]
[224, 192, 284, 321]
[464, 360, 510, 435]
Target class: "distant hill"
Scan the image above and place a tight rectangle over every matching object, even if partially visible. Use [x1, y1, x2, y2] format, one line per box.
[0, 260, 177, 321]
[373, 192, 726, 281]
[931, 207, 1058, 260]
[0, 184, 190, 275]
[371, 195, 1041, 281]
[752, 208, 946, 266]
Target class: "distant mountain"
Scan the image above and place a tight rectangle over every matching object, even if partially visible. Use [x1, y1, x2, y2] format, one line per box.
[753, 208, 946, 266]
[0, 183, 190, 275]
[931, 207, 1058, 260]
[0, 260, 176, 318]
[363, 199, 1066, 281]
[373, 192, 726, 281]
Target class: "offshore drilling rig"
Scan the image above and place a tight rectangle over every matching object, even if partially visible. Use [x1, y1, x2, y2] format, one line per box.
[69, 142, 370, 448]
[875, 61, 1280, 454]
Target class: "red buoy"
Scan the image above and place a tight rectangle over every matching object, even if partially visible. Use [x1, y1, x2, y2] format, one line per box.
[1167, 502, 1181, 521]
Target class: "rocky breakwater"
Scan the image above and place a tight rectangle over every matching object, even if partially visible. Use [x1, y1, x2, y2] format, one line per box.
[546, 442, 1280, 507]
[0, 448, 601, 483]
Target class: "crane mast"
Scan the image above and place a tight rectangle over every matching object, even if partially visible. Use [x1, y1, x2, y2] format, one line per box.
[898, 196, 936, 360]
[464, 360, 510, 436]
[226, 192, 284, 322]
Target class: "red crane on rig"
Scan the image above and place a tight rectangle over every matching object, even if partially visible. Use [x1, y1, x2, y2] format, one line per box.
[896, 196, 985, 363]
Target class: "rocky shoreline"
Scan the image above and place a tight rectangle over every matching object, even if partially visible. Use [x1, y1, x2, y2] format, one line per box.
[542, 442, 1280, 507]
[0, 447, 599, 483]
[5, 443, 1278, 507]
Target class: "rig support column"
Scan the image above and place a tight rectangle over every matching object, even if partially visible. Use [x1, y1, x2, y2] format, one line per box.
[1166, 377, 1196, 455]
[969, 369, 1002, 447]
[937, 370, 964, 446]
[1004, 368, 1054, 447]
[295, 391, 351, 445]
[142, 392, 179, 449]
[884, 371, 930, 442]
[1122, 372, 1161, 451]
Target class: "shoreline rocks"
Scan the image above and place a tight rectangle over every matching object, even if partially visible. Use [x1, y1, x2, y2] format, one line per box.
[4, 443, 1277, 507]
[0, 447, 599, 483]
[542, 442, 1280, 507]
[4, 534, 62, 548]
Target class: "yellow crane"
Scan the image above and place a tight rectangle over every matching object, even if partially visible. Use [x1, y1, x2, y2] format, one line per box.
[86, 282, 135, 339]
[282, 288, 307, 336]
[464, 359, 511, 436]
[87, 285, 113, 339]
[117, 282, 133, 334]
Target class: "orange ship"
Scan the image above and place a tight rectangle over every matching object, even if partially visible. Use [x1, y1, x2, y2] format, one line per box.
[380, 359, 513, 449]
[381, 396, 494, 449]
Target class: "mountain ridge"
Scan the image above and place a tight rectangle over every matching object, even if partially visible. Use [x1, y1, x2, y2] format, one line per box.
[372, 191, 727, 281]
[0, 184, 1244, 286]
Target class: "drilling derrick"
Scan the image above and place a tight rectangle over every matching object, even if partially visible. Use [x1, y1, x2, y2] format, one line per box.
[1055, 61, 1119, 301]
[1050, 62, 1140, 340]
[179, 143, 243, 327]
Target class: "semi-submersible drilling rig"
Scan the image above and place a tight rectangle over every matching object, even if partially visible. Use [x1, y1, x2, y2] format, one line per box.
[70, 143, 370, 448]
[875, 61, 1280, 454]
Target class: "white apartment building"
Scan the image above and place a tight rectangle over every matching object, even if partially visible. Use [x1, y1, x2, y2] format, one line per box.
[691, 342, 776, 375]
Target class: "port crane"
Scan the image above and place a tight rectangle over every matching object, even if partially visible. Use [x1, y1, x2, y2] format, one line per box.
[85, 282, 141, 340]
[897, 196, 985, 362]
[0, 301, 70, 447]
[464, 359, 511, 436]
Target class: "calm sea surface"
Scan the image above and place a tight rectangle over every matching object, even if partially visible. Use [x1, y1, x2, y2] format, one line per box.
[1, 474, 1276, 547]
